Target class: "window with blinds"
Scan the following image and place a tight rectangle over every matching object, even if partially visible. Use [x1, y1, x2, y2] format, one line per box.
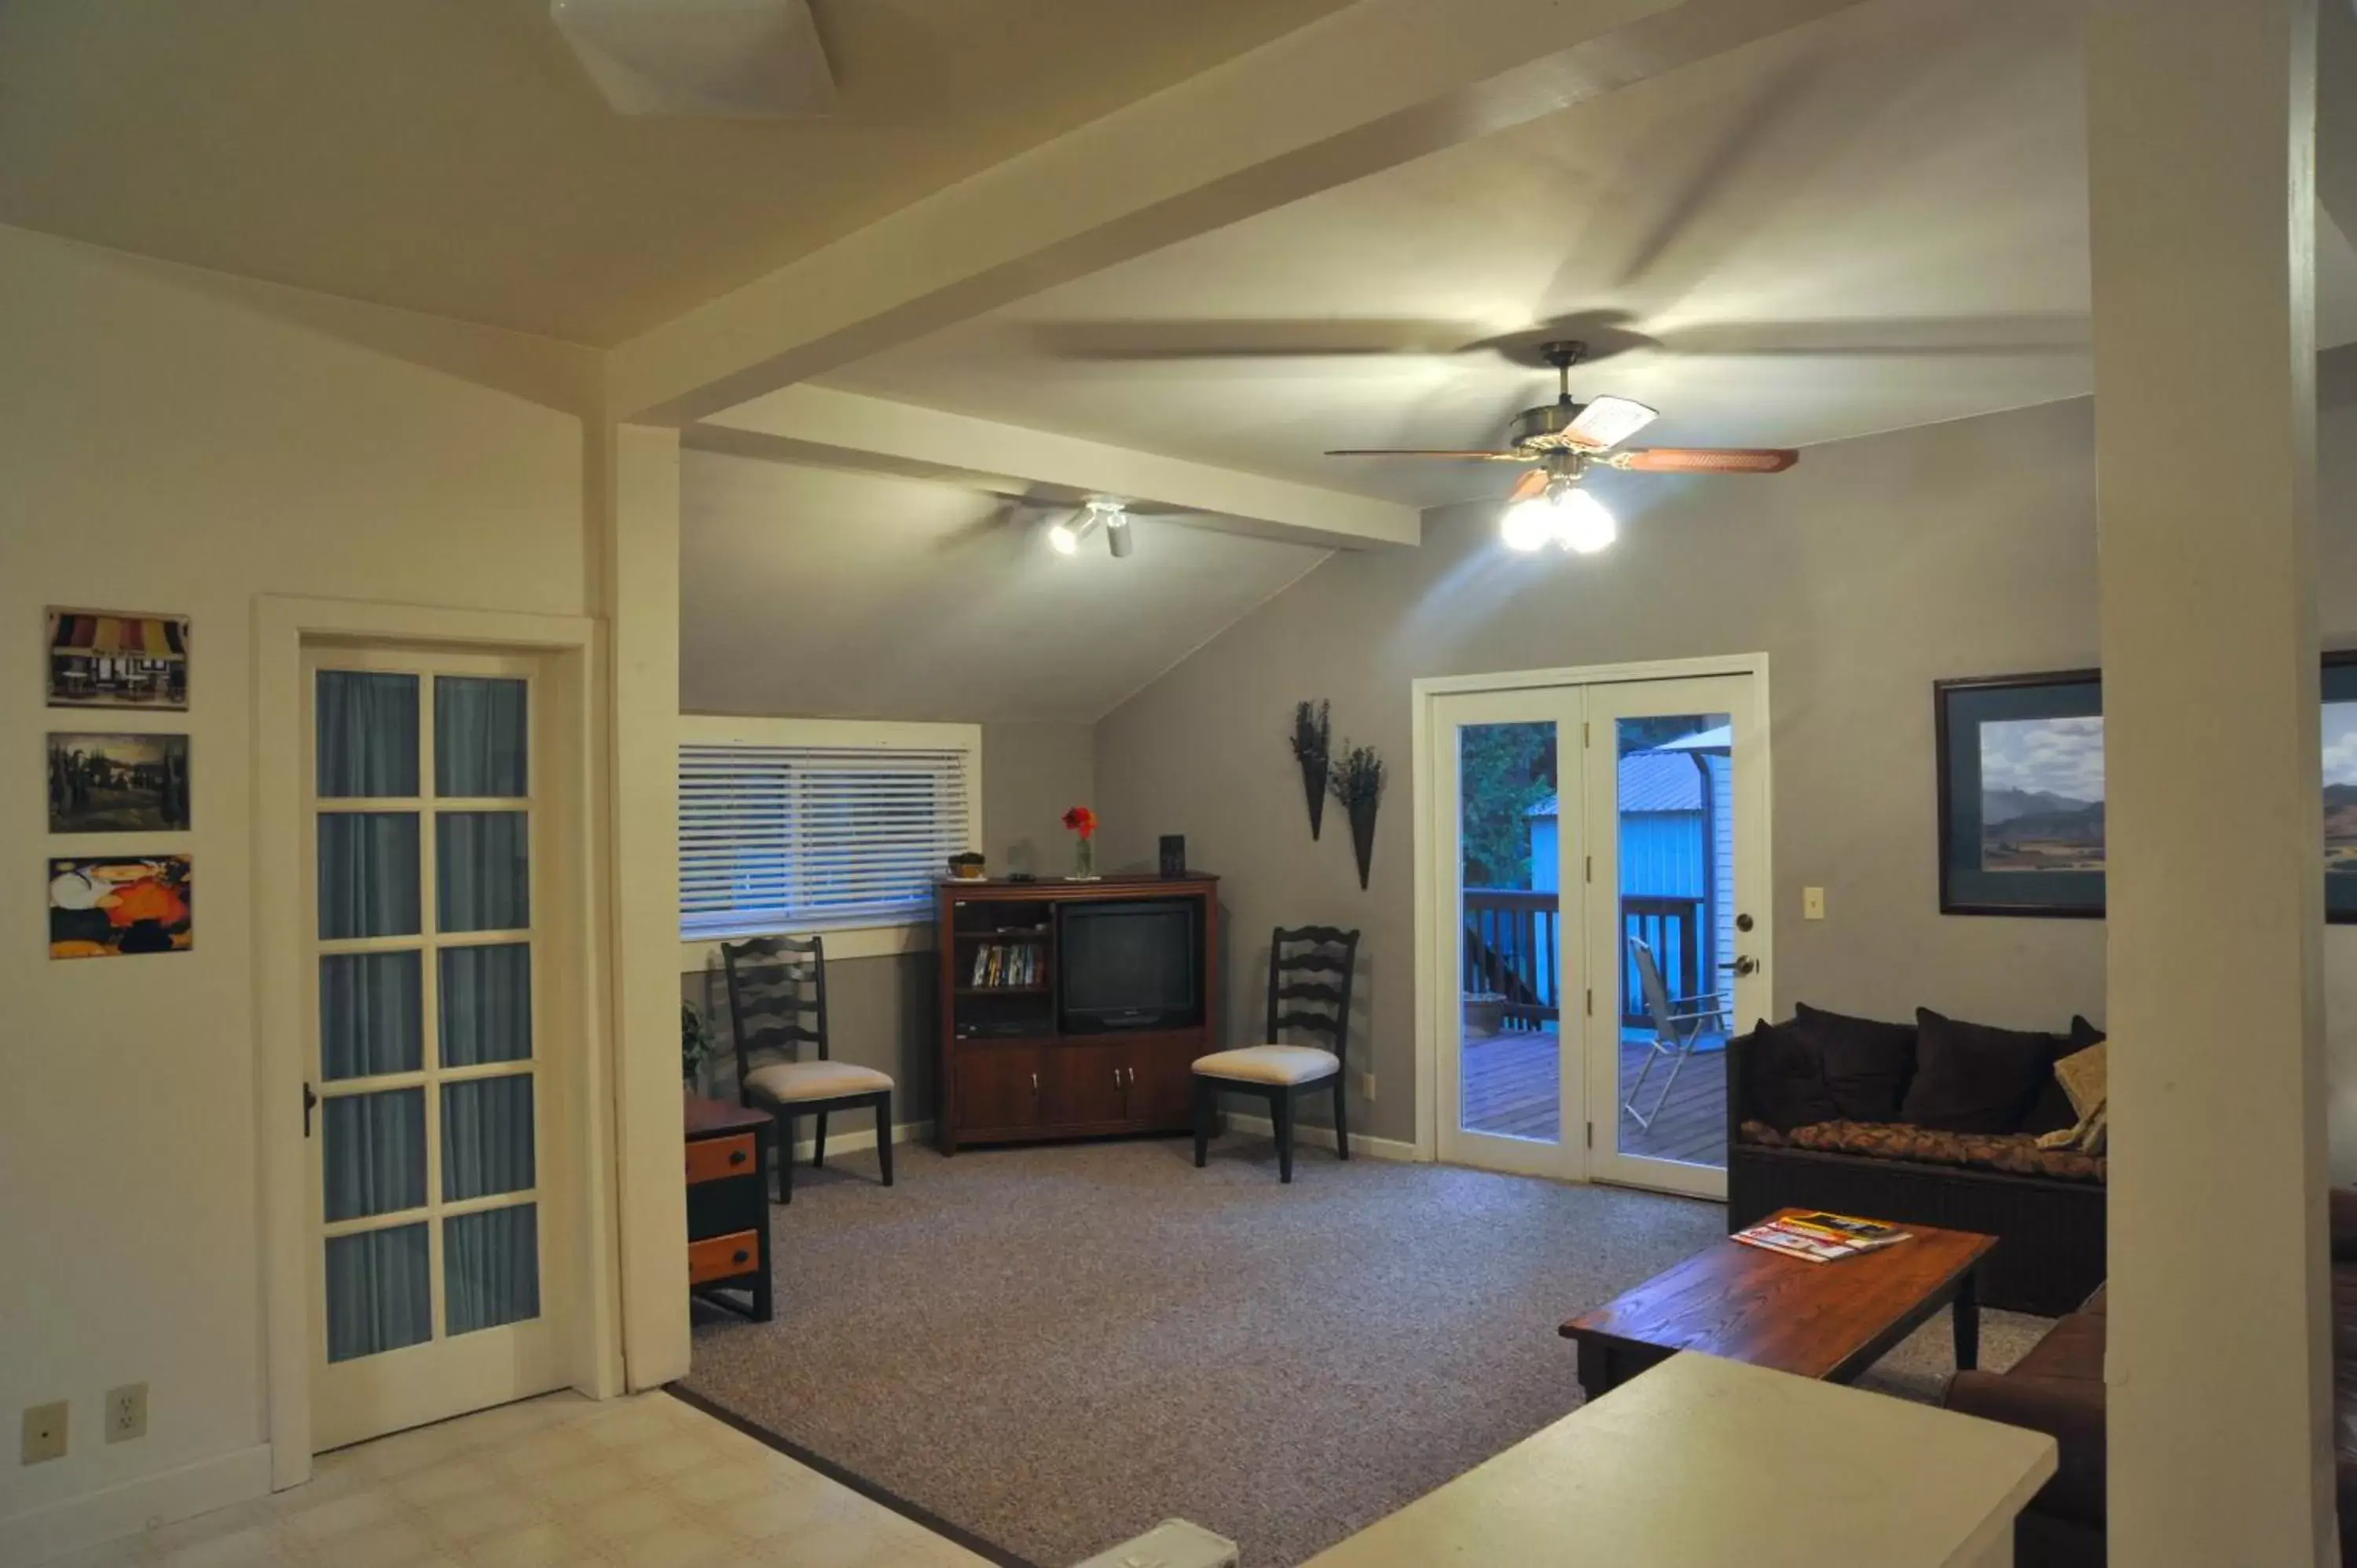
[679, 740, 975, 939]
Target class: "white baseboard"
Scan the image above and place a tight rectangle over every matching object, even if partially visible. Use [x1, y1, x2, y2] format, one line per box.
[4, 1444, 272, 1567]
[775, 1117, 933, 1162]
[1219, 1112, 1419, 1163]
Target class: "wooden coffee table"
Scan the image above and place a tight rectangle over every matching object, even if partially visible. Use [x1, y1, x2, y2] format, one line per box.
[1559, 1209, 1996, 1400]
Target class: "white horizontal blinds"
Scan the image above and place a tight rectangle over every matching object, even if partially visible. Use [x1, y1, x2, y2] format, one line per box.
[680, 742, 970, 937]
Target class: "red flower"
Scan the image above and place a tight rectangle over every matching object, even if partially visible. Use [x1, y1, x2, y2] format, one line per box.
[1061, 804, 1098, 840]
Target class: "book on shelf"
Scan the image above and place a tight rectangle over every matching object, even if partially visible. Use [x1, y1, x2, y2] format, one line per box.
[1730, 1211, 1912, 1264]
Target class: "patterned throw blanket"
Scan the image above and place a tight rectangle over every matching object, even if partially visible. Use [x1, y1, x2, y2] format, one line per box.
[1739, 1117, 2107, 1185]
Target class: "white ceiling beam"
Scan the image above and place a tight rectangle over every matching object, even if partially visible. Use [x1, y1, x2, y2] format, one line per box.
[698, 386, 1420, 549]
[608, 0, 1874, 424]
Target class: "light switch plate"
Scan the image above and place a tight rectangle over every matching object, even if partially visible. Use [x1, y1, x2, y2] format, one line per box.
[21, 1401, 68, 1465]
[1360, 1071, 1376, 1103]
[105, 1383, 147, 1444]
[1802, 886, 1826, 921]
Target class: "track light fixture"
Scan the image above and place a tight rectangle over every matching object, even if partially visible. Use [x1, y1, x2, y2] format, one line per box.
[1047, 499, 1135, 559]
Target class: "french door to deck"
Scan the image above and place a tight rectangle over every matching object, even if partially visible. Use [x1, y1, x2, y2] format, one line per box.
[1428, 665, 1769, 1199]
[302, 647, 569, 1451]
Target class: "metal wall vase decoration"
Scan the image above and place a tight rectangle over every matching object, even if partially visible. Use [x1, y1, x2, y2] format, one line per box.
[1329, 741, 1386, 891]
[1289, 699, 1331, 841]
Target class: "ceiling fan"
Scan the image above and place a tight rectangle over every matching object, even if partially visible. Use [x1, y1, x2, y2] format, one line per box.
[1324, 339, 1798, 553]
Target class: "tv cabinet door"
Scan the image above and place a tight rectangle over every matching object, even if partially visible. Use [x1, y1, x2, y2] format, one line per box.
[1126, 1039, 1198, 1127]
[956, 1044, 1047, 1139]
[1047, 1043, 1132, 1130]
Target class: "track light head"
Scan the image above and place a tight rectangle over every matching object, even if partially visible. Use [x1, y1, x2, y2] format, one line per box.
[1047, 499, 1135, 559]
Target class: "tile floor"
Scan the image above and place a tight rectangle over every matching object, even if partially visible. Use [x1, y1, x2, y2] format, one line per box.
[46, 1390, 992, 1568]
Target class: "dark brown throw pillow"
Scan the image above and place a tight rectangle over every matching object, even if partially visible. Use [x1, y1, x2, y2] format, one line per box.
[1901, 1008, 2073, 1134]
[2021, 1015, 2107, 1136]
[1740, 1017, 1839, 1133]
[1791, 1002, 1918, 1123]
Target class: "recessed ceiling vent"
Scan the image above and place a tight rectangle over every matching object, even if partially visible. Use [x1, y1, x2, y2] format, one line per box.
[550, 0, 836, 119]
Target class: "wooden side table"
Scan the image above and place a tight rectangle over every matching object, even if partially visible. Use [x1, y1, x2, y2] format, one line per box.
[685, 1094, 772, 1321]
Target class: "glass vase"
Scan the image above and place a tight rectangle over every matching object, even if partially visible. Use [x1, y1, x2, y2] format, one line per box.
[1071, 837, 1096, 880]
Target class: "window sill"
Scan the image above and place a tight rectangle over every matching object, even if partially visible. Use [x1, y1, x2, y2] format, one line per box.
[679, 921, 934, 972]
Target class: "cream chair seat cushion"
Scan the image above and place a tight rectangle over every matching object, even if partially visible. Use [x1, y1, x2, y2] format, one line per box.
[745, 1059, 893, 1105]
[1191, 1044, 1340, 1086]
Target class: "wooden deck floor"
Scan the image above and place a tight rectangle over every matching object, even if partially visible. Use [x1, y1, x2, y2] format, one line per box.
[1458, 1027, 1727, 1167]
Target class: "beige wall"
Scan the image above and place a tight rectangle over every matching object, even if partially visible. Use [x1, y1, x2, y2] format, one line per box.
[0, 225, 609, 1544]
[1095, 353, 2357, 1156]
[679, 720, 1096, 1130]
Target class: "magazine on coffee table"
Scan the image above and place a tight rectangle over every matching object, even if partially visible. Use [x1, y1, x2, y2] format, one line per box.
[1731, 1211, 1912, 1263]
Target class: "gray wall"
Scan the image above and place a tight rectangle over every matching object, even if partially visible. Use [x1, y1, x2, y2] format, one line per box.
[681, 720, 1095, 1129]
[1094, 354, 2357, 1159]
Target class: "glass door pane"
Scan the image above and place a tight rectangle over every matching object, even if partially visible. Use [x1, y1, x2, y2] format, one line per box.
[1457, 720, 1563, 1144]
[1584, 672, 1764, 1200]
[1609, 710, 1733, 1170]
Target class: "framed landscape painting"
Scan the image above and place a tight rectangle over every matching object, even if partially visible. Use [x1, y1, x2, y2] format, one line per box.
[2325, 652, 2357, 921]
[47, 733, 191, 832]
[1936, 670, 2106, 918]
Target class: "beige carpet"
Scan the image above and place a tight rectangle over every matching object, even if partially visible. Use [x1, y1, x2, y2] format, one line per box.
[680, 1136, 2047, 1568]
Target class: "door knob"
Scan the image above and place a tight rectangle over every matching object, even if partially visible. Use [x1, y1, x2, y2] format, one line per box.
[1735, 912, 1754, 932]
[1721, 954, 1759, 977]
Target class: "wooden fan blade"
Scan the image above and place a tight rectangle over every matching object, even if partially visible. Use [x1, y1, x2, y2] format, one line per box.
[1506, 468, 1549, 504]
[1323, 449, 1525, 460]
[1606, 447, 1798, 474]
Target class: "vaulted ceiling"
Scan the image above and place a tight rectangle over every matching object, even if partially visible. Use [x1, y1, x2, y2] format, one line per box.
[0, 0, 1352, 344]
[815, 0, 2357, 507]
[679, 450, 1328, 724]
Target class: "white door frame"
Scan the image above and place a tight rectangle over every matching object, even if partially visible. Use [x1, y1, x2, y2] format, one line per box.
[1410, 654, 1775, 1171]
[255, 596, 618, 1489]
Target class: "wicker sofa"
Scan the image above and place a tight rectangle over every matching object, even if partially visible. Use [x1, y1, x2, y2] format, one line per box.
[1943, 1189, 2357, 1566]
[1725, 1006, 2106, 1317]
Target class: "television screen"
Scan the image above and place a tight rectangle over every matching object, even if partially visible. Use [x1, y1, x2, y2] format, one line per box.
[1060, 900, 1198, 1029]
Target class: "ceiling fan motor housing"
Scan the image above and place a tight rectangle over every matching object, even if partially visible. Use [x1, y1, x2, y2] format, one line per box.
[1508, 400, 1596, 456]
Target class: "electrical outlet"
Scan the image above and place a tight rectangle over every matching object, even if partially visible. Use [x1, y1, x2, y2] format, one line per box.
[21, 1401, 68, 1465]
[104, 1383, 146, 1444]
[1360, 1071, 1376, 1103]
[1802, 885, 1826, 921]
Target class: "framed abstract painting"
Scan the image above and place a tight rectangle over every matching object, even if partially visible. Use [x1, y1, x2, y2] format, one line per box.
[49, 855, 194, 958]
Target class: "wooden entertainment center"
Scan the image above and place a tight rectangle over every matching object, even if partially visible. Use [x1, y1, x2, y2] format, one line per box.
[933, 874, 1219, 1152]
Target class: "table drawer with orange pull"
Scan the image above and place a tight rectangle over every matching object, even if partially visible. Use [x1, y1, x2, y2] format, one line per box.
[687, 1229, 763, 1287]
[685, 1131, 757, 1185]
[683, 1097, 772, 1321]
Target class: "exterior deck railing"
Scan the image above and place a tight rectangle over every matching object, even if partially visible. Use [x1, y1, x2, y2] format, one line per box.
[1463, 888, 1707, 1030]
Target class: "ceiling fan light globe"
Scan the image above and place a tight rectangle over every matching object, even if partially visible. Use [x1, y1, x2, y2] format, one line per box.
[1555, 489, 1618, 554]
[1500, 496, 1556, 552]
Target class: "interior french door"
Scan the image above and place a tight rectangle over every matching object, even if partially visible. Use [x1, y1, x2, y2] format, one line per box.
[1430, 667, 1768, 1198]
[302, 647, 568, 1451]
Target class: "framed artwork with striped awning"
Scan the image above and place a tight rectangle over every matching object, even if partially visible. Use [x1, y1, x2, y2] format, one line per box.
[46, 606, 189, 710]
